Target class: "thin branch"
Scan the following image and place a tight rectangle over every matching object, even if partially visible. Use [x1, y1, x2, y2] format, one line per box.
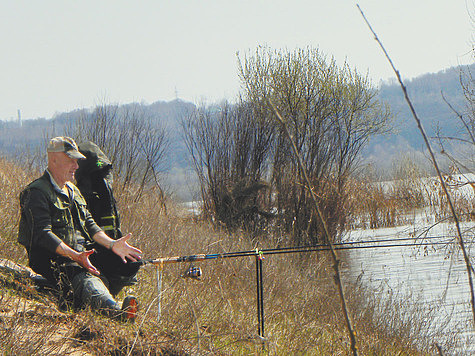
[439, 150, 474, 175]
[435, 343, 444, 356]
[441, 91, 475, 144]
[357, 3, 475, 328]
[433, 135, 475, 146]
[268, 100, 359, 356]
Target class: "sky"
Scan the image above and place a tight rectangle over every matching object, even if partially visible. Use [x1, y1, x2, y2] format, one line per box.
[0, 1, 473, 120]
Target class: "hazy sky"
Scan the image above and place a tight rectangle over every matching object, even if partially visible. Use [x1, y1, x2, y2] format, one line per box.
[0, 1, 473, 120]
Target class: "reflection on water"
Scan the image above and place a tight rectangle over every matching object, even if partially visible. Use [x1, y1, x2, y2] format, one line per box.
[340, 222, 474, 354]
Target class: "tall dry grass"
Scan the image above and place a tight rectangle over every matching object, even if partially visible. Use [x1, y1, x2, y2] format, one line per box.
[347, 167, 474, 230]
[114, 185, 440, 354]
[424, 173, 475, 223]
[0, 157, 32, 263]
[0, 156, 442, 355]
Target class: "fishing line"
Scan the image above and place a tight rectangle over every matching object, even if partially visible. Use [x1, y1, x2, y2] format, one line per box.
[262, 235, 453, 256]
[262, 241, 452, 257]
[136, 235, 455, 267]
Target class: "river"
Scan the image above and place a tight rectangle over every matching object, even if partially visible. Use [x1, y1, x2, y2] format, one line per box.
[341, 219, 475, 354]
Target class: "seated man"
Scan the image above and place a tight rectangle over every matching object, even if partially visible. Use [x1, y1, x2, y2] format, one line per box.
[18, 137, 142, 321]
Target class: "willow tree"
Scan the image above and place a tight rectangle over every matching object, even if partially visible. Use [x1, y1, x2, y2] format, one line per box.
[238, 47, 391, 244]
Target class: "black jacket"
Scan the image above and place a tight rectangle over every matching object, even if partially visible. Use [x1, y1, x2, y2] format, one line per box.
[18, 171, 102, 278]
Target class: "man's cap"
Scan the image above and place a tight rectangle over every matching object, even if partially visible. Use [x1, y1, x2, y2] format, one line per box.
[47, 136, 86, 159]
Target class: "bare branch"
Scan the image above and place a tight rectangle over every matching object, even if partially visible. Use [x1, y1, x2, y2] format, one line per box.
[357, 3, 475, 328]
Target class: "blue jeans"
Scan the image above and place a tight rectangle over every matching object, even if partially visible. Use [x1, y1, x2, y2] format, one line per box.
[72, 271, 119, 312]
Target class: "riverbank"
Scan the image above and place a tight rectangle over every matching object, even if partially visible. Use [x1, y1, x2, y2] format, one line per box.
[0, 156, 448, 354]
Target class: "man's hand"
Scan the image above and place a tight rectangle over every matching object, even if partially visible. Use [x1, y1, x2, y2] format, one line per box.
[110, 233, 143, 263]
[76, 249, 101, 275]
[55, 242, 100, 276]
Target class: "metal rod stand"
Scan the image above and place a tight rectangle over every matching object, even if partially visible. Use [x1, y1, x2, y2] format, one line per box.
[255, 252, 265, 342]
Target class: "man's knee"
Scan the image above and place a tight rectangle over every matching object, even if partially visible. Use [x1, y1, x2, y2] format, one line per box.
[72, 272, 116, 310]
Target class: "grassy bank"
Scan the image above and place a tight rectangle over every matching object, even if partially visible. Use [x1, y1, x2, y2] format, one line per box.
[0, 156, 439, 355]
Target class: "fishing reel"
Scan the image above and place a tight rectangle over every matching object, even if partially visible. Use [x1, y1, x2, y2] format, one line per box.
[182, 264, 202, 280]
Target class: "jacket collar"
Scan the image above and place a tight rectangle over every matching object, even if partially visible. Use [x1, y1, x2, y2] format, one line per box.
[44, 169, 71, 199]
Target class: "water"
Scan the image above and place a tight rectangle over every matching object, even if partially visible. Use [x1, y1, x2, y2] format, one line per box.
[341, 221, 475, 354]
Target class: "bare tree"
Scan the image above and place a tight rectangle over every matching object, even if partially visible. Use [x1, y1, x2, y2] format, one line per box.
[71, 101, 169, 204]
[182, 101, 274, 231]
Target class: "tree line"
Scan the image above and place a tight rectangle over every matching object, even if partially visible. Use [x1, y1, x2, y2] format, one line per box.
[1, 48, 472, 246]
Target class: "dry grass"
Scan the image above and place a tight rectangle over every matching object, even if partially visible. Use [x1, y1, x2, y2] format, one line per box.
[0, 158, 31, 264]
[424, 173, 475, 223]
[347, 170, 474, 230]
[0, 155, 440, 355]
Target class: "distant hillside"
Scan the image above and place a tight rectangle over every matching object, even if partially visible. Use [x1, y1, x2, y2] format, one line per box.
[378, 64, 471, 147]
[363, 64, 473, 173]
[0, 99, 198, 199]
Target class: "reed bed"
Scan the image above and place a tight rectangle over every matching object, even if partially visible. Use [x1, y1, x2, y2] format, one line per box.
[347, 171, 474, 230]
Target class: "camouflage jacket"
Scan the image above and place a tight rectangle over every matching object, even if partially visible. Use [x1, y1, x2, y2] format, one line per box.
[18, 171, 102, 272]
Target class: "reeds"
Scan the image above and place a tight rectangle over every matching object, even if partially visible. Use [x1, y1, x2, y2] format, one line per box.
[347, 169, 474, 230]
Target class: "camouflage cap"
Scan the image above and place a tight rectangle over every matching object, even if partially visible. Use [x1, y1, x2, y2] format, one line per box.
[47, 136, 86, 159]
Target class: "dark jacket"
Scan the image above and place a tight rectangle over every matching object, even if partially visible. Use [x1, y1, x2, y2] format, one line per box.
[75, 142, 140, 287]
[18, 171, 102, 278]
[75, 141, 122, 239]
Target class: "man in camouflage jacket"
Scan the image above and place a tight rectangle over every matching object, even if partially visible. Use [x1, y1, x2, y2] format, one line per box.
[18, 137, 142, 320]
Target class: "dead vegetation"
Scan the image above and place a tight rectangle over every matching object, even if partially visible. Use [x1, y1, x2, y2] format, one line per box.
[347, 167, 475, 230]
[0, 155, 447, 355]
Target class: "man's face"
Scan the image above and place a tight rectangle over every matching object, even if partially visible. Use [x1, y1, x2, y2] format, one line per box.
[49, 152, 79, 185]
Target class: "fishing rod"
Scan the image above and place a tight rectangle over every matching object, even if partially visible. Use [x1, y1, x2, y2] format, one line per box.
[134, 235, 454, 267]
[137, 234, 454, 341]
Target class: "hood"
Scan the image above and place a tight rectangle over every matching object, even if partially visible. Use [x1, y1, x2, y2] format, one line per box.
[76, 141, 113, 184]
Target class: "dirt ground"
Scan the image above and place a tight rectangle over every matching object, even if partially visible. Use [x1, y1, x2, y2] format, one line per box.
[0, 258, 180, 356]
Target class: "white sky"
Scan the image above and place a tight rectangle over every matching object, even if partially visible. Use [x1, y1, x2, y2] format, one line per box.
[0, 1, 473, 120]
